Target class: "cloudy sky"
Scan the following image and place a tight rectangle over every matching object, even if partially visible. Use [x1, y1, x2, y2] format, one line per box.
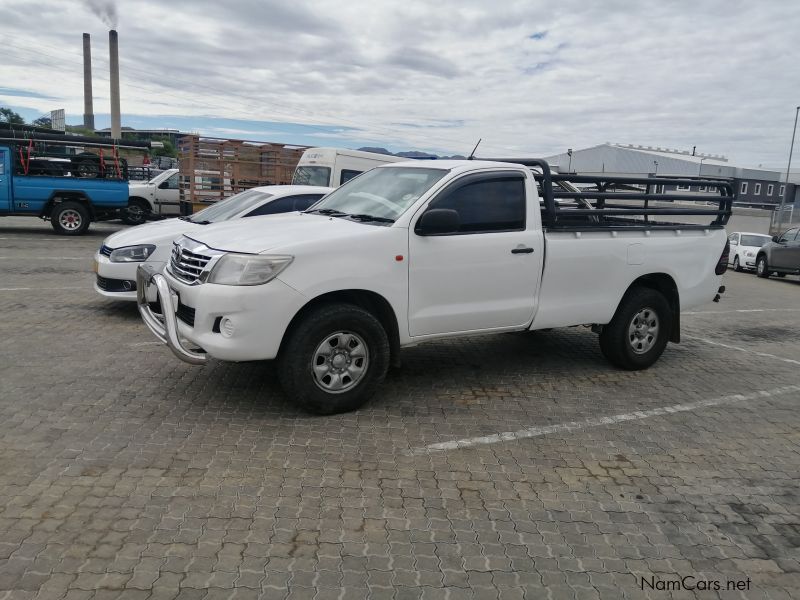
[0, 0, 798, 166]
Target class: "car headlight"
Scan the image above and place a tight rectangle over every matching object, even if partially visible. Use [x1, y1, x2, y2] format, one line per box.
[207, 253, 293, 286]
[109, 244, 156, 262]
[745, 250, 755, 258]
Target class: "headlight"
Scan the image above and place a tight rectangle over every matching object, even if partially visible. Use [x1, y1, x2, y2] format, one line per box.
[109, 244, 156, 262]
[745, 251, 755, 258]
[207, 253, 293, 286]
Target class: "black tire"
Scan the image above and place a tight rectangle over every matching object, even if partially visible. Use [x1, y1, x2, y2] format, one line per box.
[776, 272, 786, 278]
[599, 286, 672, 370]
[278, 303, 390, 415]
[122, 198, 150, 226]
[733, 255, 742, 272]
[50, 201, 91, 235]
[756, 255, 770, 278]
[73, 159, 101, 178]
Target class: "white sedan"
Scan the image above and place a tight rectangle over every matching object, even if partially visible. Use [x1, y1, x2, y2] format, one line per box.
[727, 231, 772, 272]
[94, 185, 332, 300]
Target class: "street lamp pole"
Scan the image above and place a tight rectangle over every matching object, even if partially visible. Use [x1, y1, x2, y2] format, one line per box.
[653, 160, 658, 176]
[699, 157, 708, 176]
[567, 149, 573, 173]
[777, 105, 800, 232]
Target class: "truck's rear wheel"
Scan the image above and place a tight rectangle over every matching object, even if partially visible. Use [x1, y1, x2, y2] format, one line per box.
[51, 202, 91, 235]
[278, 303, 390, 414]
[122, 198, 150, 226]
[599, 286, 672, 370]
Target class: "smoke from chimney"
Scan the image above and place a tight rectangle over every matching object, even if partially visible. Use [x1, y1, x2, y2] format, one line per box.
[109, 30, 121, 139]
[82, 33, 95, 130]
[84, 0, 118, 28]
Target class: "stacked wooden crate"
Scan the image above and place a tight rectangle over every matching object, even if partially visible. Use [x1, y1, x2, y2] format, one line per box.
[177, 135, 308, 213]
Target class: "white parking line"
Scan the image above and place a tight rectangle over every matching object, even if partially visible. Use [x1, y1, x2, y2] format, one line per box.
[684, 308, 800, 315]
[685, 335, 800, 366]
[128, 341, 162, 347]
[0, 256, 86, 260]
[0, 286, 87, 292]
[409, 384, 800, 455]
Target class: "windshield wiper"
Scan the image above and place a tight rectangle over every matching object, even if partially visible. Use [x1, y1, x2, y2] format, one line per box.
[305, 208, 346, 216]
[345, 213, 395, 223]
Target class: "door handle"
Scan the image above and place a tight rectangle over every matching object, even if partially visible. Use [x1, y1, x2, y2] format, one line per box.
[511, 246, 534, 254]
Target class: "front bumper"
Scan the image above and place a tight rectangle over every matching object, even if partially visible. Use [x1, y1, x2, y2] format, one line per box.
[94, 252, 165, 301]
[136, 264, 306, 364]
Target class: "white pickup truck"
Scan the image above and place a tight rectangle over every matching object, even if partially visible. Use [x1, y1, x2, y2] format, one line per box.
[137, 159, 732, 414]
[124, 168, 180, 225]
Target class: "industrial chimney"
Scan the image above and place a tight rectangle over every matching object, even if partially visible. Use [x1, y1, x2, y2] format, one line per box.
[82, 33, 95, 130]
[109, 29, 121, 139]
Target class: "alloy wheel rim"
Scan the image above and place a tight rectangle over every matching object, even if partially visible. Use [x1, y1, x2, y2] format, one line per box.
[59, 209, 82, 230]
[311, 331, 369, 394]
[628, 307, 659, 354]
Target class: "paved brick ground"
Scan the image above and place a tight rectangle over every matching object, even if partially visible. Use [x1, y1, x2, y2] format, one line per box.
[0, 217, 798, 599]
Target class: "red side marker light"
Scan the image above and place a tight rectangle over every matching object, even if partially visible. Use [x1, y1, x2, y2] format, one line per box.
[395, 255, 404, 262]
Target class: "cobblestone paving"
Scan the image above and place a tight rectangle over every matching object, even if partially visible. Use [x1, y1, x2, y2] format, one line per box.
[0, 218, 798, 599]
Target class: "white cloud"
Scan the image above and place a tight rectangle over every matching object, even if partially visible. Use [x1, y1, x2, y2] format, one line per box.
[0, 0, 798, 165]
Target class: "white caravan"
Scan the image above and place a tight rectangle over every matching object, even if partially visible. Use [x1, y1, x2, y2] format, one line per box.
[292, 148, 408, 187]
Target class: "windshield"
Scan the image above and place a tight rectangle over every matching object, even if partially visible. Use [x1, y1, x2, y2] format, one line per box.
[189, 189, 273, 223]
[740, 234, 770, 247]
[307, 167, 448, 221]
[293, 166, 331, 186]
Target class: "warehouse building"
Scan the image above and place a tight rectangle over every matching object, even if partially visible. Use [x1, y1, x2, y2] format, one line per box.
[545, 143, 798, 208]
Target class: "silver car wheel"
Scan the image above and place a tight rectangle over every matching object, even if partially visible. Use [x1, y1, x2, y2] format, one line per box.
[59, 209, 83, 230]
[312, 331, 369, 394]
[628, 307, 659, 354]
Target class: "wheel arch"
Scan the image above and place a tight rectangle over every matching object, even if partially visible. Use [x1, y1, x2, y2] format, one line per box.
[43, 191, 94, 219]
[281, 289, 401, 367]
[623, 273, 680, 343]
[128, 195, 154, 212]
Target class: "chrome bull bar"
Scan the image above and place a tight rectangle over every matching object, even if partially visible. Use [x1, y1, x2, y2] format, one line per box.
[136, 264, 207, 365]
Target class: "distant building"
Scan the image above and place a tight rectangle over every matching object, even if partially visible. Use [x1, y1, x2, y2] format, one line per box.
[94, 127, 187, 146]
[545, 143, 799, 208]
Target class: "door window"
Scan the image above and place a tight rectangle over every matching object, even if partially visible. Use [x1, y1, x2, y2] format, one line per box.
[426, 174, 525, 233]
[779, 228, 799, 243]
[164, 173, 179, 189]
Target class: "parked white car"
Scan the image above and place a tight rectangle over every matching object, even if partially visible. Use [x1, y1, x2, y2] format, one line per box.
[95, 185, 332, 300]
[137, 159, 731, 415]
[727, 231, 771, 272]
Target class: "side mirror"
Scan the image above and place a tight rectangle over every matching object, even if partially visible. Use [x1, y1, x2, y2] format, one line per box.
[158, 181, 170, 189]
[415, 209, 460, 235]
[730, 240, 738, 246]
[772, 236, 779, 243]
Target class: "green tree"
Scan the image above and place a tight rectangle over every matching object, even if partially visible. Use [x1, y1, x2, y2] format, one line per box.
[32, 116, 52, 128]
[0, 107, 25, 125]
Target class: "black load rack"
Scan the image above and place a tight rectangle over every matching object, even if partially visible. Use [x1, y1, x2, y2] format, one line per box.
[0, 126, 152, 181]
[471, 157, 734, 231]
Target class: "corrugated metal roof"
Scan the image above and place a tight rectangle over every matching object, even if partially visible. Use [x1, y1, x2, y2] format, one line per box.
[544, 143, 781, 181]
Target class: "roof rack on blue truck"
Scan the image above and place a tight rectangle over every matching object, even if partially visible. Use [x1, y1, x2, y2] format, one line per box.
[0, 126, 152, 235]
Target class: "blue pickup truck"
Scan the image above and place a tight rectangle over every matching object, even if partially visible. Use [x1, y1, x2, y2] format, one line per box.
[0, 131, 150, 235]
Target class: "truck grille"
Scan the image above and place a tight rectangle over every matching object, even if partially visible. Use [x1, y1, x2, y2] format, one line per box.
[169, 241, 213, 284]
[99, 244, 113, 257]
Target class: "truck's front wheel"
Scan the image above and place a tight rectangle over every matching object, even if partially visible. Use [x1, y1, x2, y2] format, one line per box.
[122, 198, 150, 226]
[51, 202, 91, 235]
[599, 286, 672, 370]
[278, 303, 390, 414]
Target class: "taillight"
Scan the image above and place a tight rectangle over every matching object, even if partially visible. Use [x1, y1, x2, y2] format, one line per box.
[715, 239, 730, 275]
